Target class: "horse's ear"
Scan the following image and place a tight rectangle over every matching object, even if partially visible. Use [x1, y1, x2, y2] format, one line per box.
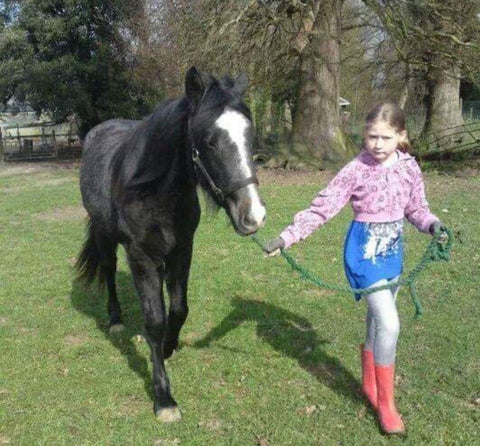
[185, 66, 210, 108]
[232, 72, 249, 97]
[185, 66, 204, 108]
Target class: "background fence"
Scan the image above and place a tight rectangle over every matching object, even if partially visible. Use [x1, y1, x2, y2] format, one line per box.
[0, 123, 81, 161]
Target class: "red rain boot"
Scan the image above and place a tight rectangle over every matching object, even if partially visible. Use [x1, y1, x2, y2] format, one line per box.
[360, 344, 377, 409]
[375, 364, 405, 434]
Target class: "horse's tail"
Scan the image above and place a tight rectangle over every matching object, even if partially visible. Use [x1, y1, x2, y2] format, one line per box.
[75, 220, 106, 288]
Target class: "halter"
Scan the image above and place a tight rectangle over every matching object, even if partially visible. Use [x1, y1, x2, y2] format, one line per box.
[189, 127, 258, 202]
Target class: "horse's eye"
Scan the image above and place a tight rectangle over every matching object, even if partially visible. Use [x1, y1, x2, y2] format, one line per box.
[207, 142, 216, 150]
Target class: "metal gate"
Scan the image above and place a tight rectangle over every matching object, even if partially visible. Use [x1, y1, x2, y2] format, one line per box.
[0, 125, 59, 161]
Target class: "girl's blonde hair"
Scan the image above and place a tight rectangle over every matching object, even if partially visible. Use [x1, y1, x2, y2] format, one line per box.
[365, 103, 411, 153]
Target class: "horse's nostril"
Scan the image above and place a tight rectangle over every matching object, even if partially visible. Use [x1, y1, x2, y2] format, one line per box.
[243, 214, 256, 228]
[242, 210, 265, 231]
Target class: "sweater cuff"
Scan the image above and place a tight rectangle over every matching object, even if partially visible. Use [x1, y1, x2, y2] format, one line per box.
[279, 231, 296, 249]
[421, 215, 440, 233]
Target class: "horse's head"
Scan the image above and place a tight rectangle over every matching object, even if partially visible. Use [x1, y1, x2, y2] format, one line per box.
[185, 67, 266, 235]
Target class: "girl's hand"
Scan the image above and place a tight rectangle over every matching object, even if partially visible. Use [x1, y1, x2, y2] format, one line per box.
[263, 237, 285, 257]
[430, 221, 448, 243]
[429, 220, 447, 236]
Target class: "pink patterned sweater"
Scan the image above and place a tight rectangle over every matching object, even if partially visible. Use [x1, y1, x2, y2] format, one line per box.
[279, 150, 439, 249]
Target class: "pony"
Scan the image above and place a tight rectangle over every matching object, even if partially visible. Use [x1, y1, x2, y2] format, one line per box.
[75, 67, 266, 422]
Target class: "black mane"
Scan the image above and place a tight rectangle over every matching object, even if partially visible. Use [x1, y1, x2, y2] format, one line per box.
[112, 79, 252, 192]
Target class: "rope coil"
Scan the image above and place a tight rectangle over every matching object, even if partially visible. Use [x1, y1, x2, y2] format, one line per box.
[251, 228, 453, 318]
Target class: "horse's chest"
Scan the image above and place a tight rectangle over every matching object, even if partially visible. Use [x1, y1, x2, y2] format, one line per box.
[123, 197, 199, 255]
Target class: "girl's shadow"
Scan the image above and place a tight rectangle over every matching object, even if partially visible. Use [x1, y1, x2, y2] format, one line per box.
[70, 272, 154, 402]
[194, 296, 363, 405]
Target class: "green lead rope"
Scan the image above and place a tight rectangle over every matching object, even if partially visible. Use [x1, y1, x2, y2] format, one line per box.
[251, 228, 453, 318]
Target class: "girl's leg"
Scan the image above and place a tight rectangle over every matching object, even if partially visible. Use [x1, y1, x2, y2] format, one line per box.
[365, 277, 404, 434]
[365, 279, 400, 365]
[364, 275, 399, 359]
[365, 307, 376, 351]
[361, 308, 377, 407]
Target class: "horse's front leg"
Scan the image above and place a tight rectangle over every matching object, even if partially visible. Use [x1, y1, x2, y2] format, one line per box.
[164, 240, 193, 359]
[126, 243, 181, 422]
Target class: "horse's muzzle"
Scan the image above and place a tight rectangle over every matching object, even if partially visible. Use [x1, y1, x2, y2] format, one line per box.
[227, 184, 266, 236]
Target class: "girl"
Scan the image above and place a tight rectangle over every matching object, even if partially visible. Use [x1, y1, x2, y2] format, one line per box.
[263, 103, 445, 434]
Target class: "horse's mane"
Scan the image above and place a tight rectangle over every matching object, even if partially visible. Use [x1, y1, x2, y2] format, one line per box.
[113, 77, 252, 197]
[113, 97, 191, 190]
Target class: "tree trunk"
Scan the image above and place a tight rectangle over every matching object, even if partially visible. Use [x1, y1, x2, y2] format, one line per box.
[421, 65, 466, 150]
[398, 64, 412, 110]
[290, 0, 351, 168]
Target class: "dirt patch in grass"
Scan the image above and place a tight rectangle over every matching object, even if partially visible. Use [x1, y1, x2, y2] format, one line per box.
[117, 395, 145, 417]
[0, 163, 50, 177]
[63, 334, 89, 347]
[198, 418, 223, 431]
[1, 176, 75, 194]
[258, 168, 334, 186]
[37, 177, 73, 187]
[35, 205, 87, 222]
[0, 161, 80, 177]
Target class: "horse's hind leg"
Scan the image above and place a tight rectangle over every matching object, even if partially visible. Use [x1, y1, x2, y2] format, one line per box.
[164, 241, 193, 359]
[95, 230, 122, 333]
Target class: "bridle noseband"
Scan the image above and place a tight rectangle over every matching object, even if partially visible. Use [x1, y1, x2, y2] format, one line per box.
[190, 142, 258, 203]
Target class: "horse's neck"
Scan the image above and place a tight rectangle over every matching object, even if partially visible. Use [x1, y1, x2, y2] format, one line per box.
[121, 99, 194, 190]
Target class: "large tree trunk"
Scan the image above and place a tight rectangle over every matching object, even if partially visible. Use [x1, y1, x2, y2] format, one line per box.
[290, 0, 350, 168]
[421, 65, 466, 150]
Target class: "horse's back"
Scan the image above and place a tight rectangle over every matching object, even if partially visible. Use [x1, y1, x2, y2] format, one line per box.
[83, 119, 138, 156]
[80, 119, 140, 231]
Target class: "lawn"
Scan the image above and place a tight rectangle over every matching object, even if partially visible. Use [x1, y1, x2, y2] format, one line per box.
[0, 162, 478, 445]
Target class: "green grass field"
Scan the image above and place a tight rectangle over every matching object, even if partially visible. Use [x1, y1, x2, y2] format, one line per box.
[0, 163, 479, 445]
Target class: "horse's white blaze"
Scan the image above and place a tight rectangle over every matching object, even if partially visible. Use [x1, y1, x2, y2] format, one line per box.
[216, 109, 266, 227]
[215, 109, 251, 177]
[246, 183, 266, 227]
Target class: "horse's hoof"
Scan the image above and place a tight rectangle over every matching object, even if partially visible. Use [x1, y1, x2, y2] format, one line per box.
[156, 406, 182, 423]
[109, 324, 125, 334]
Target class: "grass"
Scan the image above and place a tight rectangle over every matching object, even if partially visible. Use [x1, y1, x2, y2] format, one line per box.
[0, 162, 479, 445]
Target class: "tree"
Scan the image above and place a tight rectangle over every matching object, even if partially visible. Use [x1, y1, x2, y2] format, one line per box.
[363, 0, 480, 147]
[0, 0, 163, 137]
[155, 0, 355, 169]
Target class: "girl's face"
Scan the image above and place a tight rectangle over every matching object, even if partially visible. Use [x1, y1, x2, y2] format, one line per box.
[363, 120, 406, 164]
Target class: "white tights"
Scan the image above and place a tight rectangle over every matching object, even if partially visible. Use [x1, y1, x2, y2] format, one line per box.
[364, 277, 400, 366]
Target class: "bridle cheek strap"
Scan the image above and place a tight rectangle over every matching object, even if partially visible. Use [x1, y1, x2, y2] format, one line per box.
[192, 146, 258, 203]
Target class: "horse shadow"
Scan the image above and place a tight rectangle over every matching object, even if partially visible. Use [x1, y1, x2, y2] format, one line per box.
[71, 279, 363, 407]
[193, 296, 363, 406]
[70, 272, 154, 402]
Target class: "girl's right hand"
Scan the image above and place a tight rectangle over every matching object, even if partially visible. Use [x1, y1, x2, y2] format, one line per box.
[263, 237, 285, 257]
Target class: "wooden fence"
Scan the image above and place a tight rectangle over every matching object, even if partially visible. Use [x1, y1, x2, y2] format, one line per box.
[0, 123, 81, 162]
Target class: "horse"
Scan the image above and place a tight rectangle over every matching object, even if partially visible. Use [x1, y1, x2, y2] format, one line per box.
[75, 67, 266, 422]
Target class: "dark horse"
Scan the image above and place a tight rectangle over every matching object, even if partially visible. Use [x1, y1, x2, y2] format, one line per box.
[76, 67, 266, 422]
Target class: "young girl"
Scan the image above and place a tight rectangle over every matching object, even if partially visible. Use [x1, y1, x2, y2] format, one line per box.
[263, 103, 445, 434]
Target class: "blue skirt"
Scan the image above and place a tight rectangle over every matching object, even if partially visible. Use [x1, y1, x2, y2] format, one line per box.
[344, 220, 404, 301]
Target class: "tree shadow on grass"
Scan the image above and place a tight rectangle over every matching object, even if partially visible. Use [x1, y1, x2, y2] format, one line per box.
[193, 295, 363, 406]
[70, 272, 154, 402]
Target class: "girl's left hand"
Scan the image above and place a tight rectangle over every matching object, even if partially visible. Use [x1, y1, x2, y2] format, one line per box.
[430, 221, 448, 243]
[429, 220, 447, 236]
